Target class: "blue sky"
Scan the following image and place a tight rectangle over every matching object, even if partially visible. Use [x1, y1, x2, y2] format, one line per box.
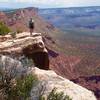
[0, 0, 100, 8]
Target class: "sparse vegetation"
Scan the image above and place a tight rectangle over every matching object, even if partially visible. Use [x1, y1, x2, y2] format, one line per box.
[0, 64, 72, 100]
[10, 74, 38, 100]
[0, 71, 38, 100]
[40, 88, 72, 100]
[10, 32, 16, 38]
[0, 21, 11, 35]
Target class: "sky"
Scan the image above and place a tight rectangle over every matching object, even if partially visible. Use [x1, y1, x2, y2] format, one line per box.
[0, 0, 100, 8]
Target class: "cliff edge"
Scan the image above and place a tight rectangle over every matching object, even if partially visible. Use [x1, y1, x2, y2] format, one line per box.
[0, 32, 97, 100]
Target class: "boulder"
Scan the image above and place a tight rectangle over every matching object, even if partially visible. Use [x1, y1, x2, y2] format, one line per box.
[30, 67, 97, 100]
[0, 55, 97, 100]
[0, 32, 49, 70]
[0, 55, 26, 78]
[0, 32, 47, 54]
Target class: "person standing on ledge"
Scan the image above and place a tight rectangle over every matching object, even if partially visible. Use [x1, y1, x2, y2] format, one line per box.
[29, 18, 34, 36]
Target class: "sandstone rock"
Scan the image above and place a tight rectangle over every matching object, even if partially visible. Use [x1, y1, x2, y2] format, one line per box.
[0, 32, 49, 69]
[30, 67, 97, 100]
[0, 34, 12, 42]
[0, 32, 47, 54]
[0, 55, 26, 78]
[0, 55, 97, 100]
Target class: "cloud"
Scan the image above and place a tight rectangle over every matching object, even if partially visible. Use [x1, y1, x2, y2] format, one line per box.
[0, 0, 100, 8]
[10, 0, 100, 6]
[15, 0, 32, 2]
[13, 0, 78, 6]
[14, 0, 56, 4]
[0, 0, 9, 2]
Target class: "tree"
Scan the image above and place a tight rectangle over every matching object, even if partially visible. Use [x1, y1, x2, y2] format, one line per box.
[0, 21, 11, 35]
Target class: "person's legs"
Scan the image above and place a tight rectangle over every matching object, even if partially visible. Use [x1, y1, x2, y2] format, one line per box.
[30, 28, 34, 36]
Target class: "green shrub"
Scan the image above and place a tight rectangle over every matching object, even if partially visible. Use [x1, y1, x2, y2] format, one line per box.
[0, 72, 38, 100]
[9, 74, 38, 100]
[40, 88, 72, 100]
[0, 21, 11, 35]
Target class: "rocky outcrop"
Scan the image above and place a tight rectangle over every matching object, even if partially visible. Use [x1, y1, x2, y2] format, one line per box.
[0, 7, 99, 99]
[30, 67, 97, 100]
[0, 55, 97, 100]
[0, 32, 49, 70]
[0, 32, 47, 54]
[0, 55, 25, 78]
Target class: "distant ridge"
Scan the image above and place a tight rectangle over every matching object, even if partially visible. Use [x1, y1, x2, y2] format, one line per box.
[0, 7, 100, 99]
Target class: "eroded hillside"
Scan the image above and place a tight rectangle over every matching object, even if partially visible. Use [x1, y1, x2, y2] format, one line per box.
[0, 7, 100, 99]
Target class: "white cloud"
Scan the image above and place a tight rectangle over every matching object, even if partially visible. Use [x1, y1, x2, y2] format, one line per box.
[0, 0, 100, 8]
[13, 0, 100, 6]
[15, 0, 55, 4]
[0, 0, 9, 2]
[13, 0, 80, 7]
[15, 0, 32, 2]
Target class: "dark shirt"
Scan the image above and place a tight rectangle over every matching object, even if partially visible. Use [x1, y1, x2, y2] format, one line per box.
[29, 20, 34, 29]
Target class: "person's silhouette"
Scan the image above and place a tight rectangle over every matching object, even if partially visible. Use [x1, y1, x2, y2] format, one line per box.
[29, 18, 34, 36]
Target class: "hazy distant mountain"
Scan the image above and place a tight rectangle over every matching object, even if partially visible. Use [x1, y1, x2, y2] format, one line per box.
[0, 7, 100, 99]
[39, 6, 100, 36]
[39, 8, 100, 100]
[39, 6, 100, 15]
[0, 8, 14, 11]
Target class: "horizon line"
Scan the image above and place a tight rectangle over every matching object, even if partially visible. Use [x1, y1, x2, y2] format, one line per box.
[0, 5, 100, 9]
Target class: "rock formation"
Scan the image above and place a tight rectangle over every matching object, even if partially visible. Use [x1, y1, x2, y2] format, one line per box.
[30, 67, 97, 100]
[0, 7, 99, 99]
[0, 32, 49, 70]
[0, 55, 97, 100]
